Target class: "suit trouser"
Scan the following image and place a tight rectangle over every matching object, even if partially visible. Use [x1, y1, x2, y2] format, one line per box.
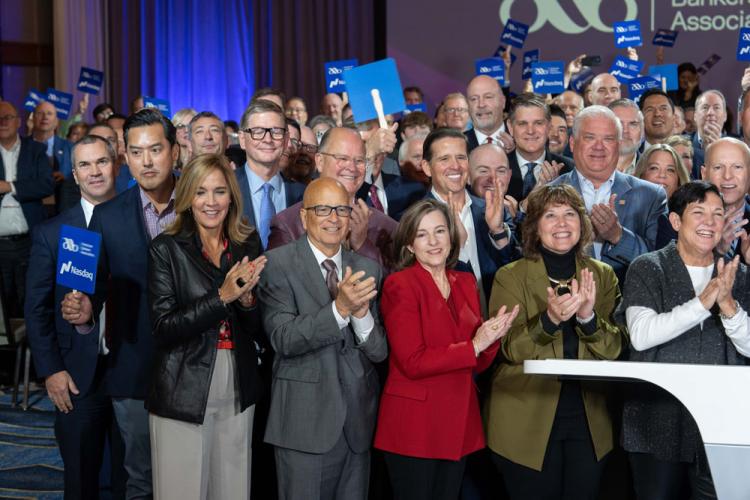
[274, 432, 370, 500]
[112, 397, 152, 500]
[149, 349, 254, 500]
[382, 450, 467, 500]
[0, 234, 30, 317]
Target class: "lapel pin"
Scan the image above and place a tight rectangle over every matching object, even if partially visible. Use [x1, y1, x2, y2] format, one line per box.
[619, 199, 626, 205]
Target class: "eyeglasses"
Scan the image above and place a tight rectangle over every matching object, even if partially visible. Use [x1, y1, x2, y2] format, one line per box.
[0, 115, 18, 122]
[444, 107, 468, 115]
[300, 143, 318, 154]
[288, 138, 301, 149]
[243, 127, 286, 140]
[318, 152, 366, 168]
[304, 205, 353, 217]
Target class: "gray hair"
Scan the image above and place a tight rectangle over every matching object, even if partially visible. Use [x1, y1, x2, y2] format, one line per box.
[572, 105, 623, 141]
[398, 133, 428, 163]
[695, 89, 727, 112]
[187, 111, 224, 138]
[608, 98, 644, 129]
[72, 134, 117, 170]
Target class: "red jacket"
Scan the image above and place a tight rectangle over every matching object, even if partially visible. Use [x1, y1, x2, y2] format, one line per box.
[374, 263, 499, 460]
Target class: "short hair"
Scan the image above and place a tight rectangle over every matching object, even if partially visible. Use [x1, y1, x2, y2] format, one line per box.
[187, 111, 223, 137]
[572, 105, 622, 141]
[608, 98, 644, 126]
[286, 117, 301, 136]
[400, 111, 433, 132]
[224, 120, 239, 132]
[548, 104, 566, 123]
[677, 62, 698, 76]
[308, 114, 337, 131]
[521, 184, 594, 261]
[508, 93, 550, 123]
[166, 153, 252, 244]
[403, 86, 424, 99]
[92, 103, 114, 117]
[668, 180, 722, 218]
[106, 112, 127, 124]
[239, 100, 285, 130]
[443, 92, 467, 104]
[704, 136, 750, 168]
[251, 87, 286, 106]
[171, 108, 197, 127]
[638, 89, 674, 112]
[66, 122, 89, 140]
[634, 143, 690, 187]
[123, 108, 177, 147]
[422, 127, 468, 163]
[695, 89, 727, 112]
[88, 123, 116, 137]
[392, 199, 460, 271]
[665, 135, 693, 156]
[71, 134, 117, 170]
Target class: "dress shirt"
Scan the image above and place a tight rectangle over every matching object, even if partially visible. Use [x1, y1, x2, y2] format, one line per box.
[0, 135, 29, 236]
[431, 189, 482, 283]
[244, 164, 287, 226]
[365, 172, 388, 213]
[306, 238, 374, 342]
[577, 169, 616, 259]
[514, 150, 546, 179]
[81, 197, 109, 355]
[139, 186, 176, 240]
[44, 135, 55, 159]
[473, 124, 507, 148]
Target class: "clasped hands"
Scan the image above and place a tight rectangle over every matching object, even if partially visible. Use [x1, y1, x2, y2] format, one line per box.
[219, 255, 267, 307]
[472, 304, 520, 355]
[545, 268, 597, 326]
[334, 266, 377, 319]
[699, 256, 740, 316]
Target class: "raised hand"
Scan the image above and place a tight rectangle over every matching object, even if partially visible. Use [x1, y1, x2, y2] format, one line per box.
[219, 257, 254, 304]
[716, 256, 740, 315]
[335, 266, 377, 318]
[447, 191, 468, 248]
[497, 131, 515, 154]
[238, 255, 268, 307]
[473, 304, 520, 354]
[348, 199, 371, 251]
[484, 175, 506, 236]
[590, 194, 622, 245]
[364, 122, 398, 156]
[546, 280, 583, 325]
[717, 205, 747, 255]
[576, 268, 597, 320]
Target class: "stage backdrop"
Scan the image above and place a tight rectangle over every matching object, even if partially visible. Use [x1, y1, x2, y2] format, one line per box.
[388, 0, 748, 123]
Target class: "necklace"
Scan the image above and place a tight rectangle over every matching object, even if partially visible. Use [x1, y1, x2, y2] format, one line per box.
[548, 275, 575, 296]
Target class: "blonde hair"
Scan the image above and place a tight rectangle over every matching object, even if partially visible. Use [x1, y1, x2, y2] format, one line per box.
[634, 143, 690, 187]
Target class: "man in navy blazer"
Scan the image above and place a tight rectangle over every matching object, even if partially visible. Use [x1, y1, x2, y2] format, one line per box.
[689, 90, 729, 179]
[549, 106, 667, 283]
[26, 134, 118, 499]
[355, 148, 425, 221]
[31, 101, 73, 179]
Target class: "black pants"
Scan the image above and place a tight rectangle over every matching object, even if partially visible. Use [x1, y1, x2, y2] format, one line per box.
[0, 234, 30, 318]
[383, 451, 467, 500]
[629, 452, 717, 500]
[491, 414, 606, 500]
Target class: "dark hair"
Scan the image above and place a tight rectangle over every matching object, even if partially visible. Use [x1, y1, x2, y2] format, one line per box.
[521, 185, 594, 260]
[422, 127, 468, 163]
[239, 100, 285, 130]
[400, 111, 433, 132]
[72, 134, 118, 170]
[123, 108, 177, 147]
[187, 111, 223, 137]
[548, 104, 566, 123]
[66, 122, 89, 139]
[286, 117, 301, 136]
[224, 120, 239, 131]
[668, 180, 723, 218]
[106, 112, 127, 123]
[508, 93, 550, 123]
[251, 87, 286, 106]
[392, 199, 460, 270]
[639, 89, 674, 112]
[93, 103, 114, 117]
[677, 62, 697, 76]
[403, 86, 424, 99]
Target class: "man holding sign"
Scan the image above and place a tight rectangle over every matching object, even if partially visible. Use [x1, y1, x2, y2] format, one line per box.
[25, 134, 117, 499]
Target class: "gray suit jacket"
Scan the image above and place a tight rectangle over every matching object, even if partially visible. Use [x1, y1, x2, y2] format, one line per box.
[257, 235, 388, 454]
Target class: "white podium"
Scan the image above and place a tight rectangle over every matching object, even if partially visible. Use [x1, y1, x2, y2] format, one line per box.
[524, 359, 750, 500]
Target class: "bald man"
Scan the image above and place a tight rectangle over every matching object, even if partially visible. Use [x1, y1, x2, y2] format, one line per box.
[465, 75, 515, 153]
[589, 73, 622, 107]
[32, 101, 73, 185]
[321, 93, 344, 127]
[258, 177, 387, 500]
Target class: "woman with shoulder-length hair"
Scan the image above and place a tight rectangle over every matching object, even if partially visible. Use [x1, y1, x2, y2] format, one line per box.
[486, 184, 624, 499]
[634, 143, 690, 200]
[147, 153, 267, 499]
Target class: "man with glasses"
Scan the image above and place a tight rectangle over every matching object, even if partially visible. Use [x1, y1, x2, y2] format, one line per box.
[465, 75, 515, 154]
[257, 176, 387, 500]
[442, 93, 471, 132]
[278, 117, 302, 174]
[235, 100, 305, 249]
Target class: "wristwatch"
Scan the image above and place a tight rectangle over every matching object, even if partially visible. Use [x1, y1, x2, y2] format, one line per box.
[490, 227, 509, 241]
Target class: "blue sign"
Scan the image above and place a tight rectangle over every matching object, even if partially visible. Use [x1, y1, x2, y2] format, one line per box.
[531, 61, 565, 94]
[652, 29, 678, 47]
[45, 88, 74, 120]
[608, 56, 644, 83]
[648, 64, 678, 91]
[522, 49, 540, 80]
[493, 45, 517, 67]
[500, 19, 529, 49]
[570, 67, 594, 93]
[406, 103, 427, 113]
[56, 225, 101, 294]
[475, 57, 506, 86]
[143, 96, 172, 118]
[324, 59, 358, 93]
[23, 88, 44, 112]
[628, 76, 662, 101]
[76, 67, 104, 95]
[344, 58, 406, 124]
[613, 20, 642, 48]
[738, 28, 750, 61]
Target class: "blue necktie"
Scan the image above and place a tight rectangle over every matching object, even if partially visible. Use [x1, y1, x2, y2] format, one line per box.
[259, 183, 276, 248]
[522, 162, 537, 198]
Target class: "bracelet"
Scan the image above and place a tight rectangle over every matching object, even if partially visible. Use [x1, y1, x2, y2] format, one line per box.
[217, 288, 230, 308]
[720, 300, 740, 320]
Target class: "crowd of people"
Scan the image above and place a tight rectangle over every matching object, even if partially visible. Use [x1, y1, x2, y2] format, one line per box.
[4, 46, 750, 500]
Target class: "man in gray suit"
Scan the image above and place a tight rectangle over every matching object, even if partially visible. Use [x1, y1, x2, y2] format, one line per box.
[257, 177, 388, 500]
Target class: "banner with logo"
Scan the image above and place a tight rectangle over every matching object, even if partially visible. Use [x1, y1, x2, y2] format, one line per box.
[475, 57, 506, 85]
[56, 225, 101, 294]
[531, 61, 565, 94]
[324, 59, 359, 93]
[77, 67, 104, 95]
[45, 89, 74, 120]
[143, 96, 172, 118]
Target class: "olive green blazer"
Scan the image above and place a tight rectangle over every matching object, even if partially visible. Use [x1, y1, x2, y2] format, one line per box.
[485, 256, 624, 471]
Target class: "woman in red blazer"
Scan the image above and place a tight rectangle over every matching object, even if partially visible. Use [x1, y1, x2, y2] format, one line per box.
[375, 199, 519, 500]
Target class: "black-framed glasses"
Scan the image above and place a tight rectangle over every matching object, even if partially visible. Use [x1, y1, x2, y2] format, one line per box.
[0, 115, 18, 122]
[243, 127, 286, 140]
[318, 152, 366, 168]
[304, 205, 353, 217]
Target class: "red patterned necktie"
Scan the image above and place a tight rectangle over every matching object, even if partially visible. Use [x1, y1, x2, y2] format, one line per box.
[369, 184, 384, 212]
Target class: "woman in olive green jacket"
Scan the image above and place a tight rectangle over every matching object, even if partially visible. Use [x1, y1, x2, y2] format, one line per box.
[486, 185, 624, 500]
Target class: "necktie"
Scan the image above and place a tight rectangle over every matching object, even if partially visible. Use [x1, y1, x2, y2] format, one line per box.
[522, 162, 537, 198]
[322, 259, 339, 300]
[258, 183, 276, 248]
[485, 136, 493, 144]
[369, 184, 384, 212]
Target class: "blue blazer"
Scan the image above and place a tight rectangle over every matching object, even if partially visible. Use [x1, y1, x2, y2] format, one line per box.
[356, 173, 426, 221]
[89, 185, 155, 399]
[53, 136, 74, 178]
[550, 169, 668, 282]
[234, 166, 305, 230]
[25, 203, 102, 396]
[0, 137, 54, 230]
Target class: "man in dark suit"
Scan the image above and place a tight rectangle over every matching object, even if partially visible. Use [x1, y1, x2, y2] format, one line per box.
[268, 127, 397, 267]
[505, 94, 574, 203]
[234, 100, 304, 249]
[26, 134, 117, 499]
[690, 89, 729, 179]
[31, 100, 73, 180]
[356, 165, 425, 221]
[62, 108, 180, 499]
[464, 75, 515, 154]
[0, 100, 54, 317]
[258, 177, 387, 500]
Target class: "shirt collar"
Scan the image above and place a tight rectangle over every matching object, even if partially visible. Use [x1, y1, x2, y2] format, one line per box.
[306, 237, 343, 271]
[514, 149, 546, 167]
[577, 169, 616, 190]
[473, 124, 505, 145]
[1, 135, 20, 154]
[80, 197, 95, 226]
[139, 184, 176, 211]
[431, 188, 472, 214]
[245, 163, 283, 194]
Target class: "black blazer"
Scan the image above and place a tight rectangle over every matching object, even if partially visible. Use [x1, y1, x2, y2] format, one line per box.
[0, 137, 54, 230]
[146, 230, 263, 424]
[356, 173, 426, 221]
[234, 166, 305, 233]
[506, 149, 574, 202]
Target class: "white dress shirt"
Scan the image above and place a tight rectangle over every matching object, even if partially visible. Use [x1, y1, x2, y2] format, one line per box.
[577, 169, 616, 259]
[365, 172, 388, 213]
[306, 238, 374, 343]
[0, 135, 29, 236]
[80, 197, 109, 355]
[514, 150, 546, 180]
[431, 189, 482, 282]
[473, 124, 507, 147]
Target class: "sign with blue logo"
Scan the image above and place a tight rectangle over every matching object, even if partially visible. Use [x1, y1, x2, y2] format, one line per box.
[613, 20, 642, 48]
[652, 29, 678, 47]
[143, 96, 172, 118]
[344, 58, 406, 124]
[570, 67, 594, 93]
[45, 88, 74, 120]
[609, 56, 644, 83]
[522, 49, 540, 80]
[475, 57, 506, 86]
[531, 61, 565, 94]
[406, 103, 427, 113]
[500, 19, 529, 49]
[56, 225, 101, 294]
[76, 67, 104, 95]
[648, 64, 678, 91]
[627, 76, 662, 101]
[493, 45, 517, 67]
[738, 28, 750, 61]
[324, 59, 358, 93]
[23, 88, 44, 112]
